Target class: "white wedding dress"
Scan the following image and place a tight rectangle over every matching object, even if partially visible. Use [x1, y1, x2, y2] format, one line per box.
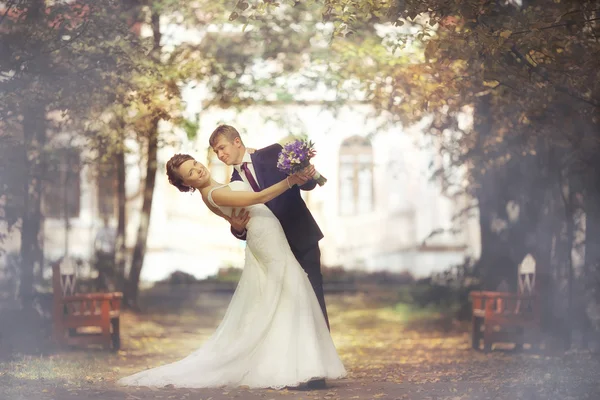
[118, 181, 346, 389]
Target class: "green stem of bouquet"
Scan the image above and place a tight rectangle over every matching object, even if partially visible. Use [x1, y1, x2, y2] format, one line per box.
[313, 171, 327, 186]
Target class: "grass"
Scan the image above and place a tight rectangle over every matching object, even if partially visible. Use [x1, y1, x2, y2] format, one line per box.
[3, 355, 107, 383]
[392, 302, 444, 322]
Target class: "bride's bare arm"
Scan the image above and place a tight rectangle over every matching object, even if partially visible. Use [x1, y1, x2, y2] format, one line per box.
[202, 196, 232, 222]
[211, 174, 306, 208]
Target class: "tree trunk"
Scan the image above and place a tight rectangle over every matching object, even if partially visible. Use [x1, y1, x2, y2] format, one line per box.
[124, 10, 161, 310]
[583, 98, 600, 339]
[558, 170, 575, 350]
[113, 0, 145, 294]
[124, 121, 158, 309]
[15, 0, 49, 312]
[584, 159, 600, 334]
[473, 95, 520, 290]
[533, 185, 557, 334]
[114, 120, 127, 292]
[122, 10, 162, 310]
[476, 187, 510, 290]
[19, 104, 46, 310]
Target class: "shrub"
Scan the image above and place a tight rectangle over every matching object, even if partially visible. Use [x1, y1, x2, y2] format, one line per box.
[397, 257, 481, 320]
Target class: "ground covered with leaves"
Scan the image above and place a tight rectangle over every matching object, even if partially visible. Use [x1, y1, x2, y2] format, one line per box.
[1, 289, 599, 400]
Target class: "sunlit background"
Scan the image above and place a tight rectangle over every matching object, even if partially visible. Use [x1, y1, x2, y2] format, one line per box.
[1, 6, 481, 284]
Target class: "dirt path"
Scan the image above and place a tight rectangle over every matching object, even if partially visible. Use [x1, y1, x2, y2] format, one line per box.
[2, 291, 599, 400]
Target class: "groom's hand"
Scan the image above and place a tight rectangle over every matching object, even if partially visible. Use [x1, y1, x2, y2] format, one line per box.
[298, 165, 318, 191]
[230, 208, 250, 233]
[302, 164, 316, 178]
[289, 171, 311, 186]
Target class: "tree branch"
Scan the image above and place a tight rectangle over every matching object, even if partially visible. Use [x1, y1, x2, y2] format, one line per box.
[512, 16, 600, 36]
[45, 20, 91, 55]
[510, 45, 600, 109]
[0, 0, 19, 26]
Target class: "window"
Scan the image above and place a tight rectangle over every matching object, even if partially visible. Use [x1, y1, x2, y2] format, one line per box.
[43, 148, 81, 219]
[339, 136, 374, 215]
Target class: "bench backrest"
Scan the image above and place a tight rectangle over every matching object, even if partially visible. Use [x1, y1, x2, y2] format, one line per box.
[518, 254, 536, 295]
[52, 257, 78, 299]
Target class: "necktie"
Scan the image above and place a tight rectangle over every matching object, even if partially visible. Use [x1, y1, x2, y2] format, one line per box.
[241, 162, 260, 192]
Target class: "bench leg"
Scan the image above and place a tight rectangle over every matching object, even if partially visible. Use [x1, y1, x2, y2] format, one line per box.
[101, 302, 111, 350]
[472, 317, 483, 350]
[483, 323, 493, 352]
[514, 343, 523, 352]
[111, 318, 120, 351]
[483, 340, 492, 352]
[53, 322, 66, 348]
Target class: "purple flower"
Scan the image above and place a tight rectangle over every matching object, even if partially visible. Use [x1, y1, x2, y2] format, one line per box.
[277, 139, 315, 174]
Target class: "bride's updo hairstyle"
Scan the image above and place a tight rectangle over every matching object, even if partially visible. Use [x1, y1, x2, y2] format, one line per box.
[166, 153, 195, 193]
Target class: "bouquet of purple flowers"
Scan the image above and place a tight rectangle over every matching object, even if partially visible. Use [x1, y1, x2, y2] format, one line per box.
[277, 139, 327, 186]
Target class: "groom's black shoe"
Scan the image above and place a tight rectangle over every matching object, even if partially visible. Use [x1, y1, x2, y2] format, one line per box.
[306, 378, 326, 389]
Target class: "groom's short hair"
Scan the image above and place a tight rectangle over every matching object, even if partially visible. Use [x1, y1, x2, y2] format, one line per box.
[209, 124, 244, 147]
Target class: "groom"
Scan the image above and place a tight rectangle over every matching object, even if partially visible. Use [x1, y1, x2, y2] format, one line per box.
[209, 125, 330, 334]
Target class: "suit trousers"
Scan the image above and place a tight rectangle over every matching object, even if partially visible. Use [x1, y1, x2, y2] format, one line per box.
[291, 244, 330, 331]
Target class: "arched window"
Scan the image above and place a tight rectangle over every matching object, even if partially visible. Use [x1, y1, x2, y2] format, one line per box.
[206, 147, 232, 184]
[339, 136, 374, 215]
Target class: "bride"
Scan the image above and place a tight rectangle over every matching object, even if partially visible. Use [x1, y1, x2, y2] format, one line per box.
[117, 154, 346, 389]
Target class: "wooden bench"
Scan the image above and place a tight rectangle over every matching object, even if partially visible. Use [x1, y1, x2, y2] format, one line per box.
[470, 254, 541, 352]
[52, 258, 122, 351]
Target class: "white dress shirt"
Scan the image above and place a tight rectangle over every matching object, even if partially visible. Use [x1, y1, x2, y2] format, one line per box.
[234, 151, 260, 190]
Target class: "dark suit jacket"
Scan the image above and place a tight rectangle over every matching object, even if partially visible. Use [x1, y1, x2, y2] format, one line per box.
[230, 144, 323, 253]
